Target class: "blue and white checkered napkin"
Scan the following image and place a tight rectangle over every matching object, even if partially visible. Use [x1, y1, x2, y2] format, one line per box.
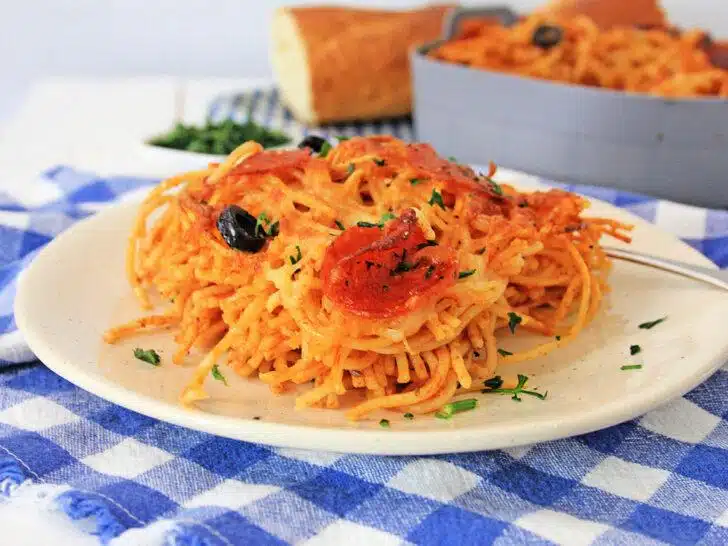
[1, 166, 728, 546]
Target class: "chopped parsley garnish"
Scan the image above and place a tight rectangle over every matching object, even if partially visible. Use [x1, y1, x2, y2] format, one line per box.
[380, 212, 396, 224]
[403, 412, 414, 420]
[639, 317, 667, 330]
[483, 376, 504, 389]
[448, 155, 458, 162]
[148, 119, 290, 154]
[425, 264, 436, 279]
[410, 178, 422, 186]
[255, 212, 271, 236]
[497, 349, 513, 357]
[390, 249, 414, 275]
[373, 158, 386, 166]
[428, 189, 446, 210]
[435, 398, 478, 419]
[391, 261, 414, 275]
[485, 177, 503, 196]
[507, 312, 522, 334]
[379, 419, 391, 428]
[268, 221, 280, 237]
[416, 240, 438, 250]
[458, 269, 476, 279]
[476, 247, 486, 255]
[621, 364, 643, 371]
[319, 141, 332, 157]
[482, 374, 547, 401]
[346, 163, 355, 176]
[289, 245, 302, 265]
[630, 344, 641, 356]
[335, 220, 345, 230]
[211, 364, 228, 385]
[134, 348, 160, 366]
[357, 221, 380, 228]
[555, 335, 562, 341]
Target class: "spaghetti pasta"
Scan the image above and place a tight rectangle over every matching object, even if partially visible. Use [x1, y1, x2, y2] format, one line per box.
[431, 13, 728, 98]
[104, 136, 631, 420]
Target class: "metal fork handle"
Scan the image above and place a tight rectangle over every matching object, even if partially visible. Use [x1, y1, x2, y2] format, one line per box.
[605, 247, 728, 291]
[442, 6, 519, 41]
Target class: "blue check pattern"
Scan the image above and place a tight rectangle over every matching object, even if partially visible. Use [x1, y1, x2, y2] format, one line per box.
[0, 166, 727, 545]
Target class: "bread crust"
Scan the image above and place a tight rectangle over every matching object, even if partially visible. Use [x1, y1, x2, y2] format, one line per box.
[273, 5, 452, 124]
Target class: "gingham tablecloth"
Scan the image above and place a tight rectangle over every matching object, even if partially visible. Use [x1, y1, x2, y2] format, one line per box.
[0, 166, 727, 546]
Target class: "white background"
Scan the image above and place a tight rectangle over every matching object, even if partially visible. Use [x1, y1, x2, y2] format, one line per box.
[2, 0, 727, 122]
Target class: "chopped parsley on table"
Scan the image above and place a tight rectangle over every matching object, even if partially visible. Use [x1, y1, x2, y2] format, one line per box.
[134, 348, 161, 366]
[630, 344, 642, 356]
[148, 119, 290, 155]
[621, 364, 643, 371]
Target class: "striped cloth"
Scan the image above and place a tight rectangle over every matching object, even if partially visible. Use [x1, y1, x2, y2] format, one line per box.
[0, 100, 727, 544]
[207, 88, 415, 142]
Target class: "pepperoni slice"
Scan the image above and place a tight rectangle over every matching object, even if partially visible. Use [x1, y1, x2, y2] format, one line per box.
[229, 149, 311, 176]
[321, 209, 458, 319]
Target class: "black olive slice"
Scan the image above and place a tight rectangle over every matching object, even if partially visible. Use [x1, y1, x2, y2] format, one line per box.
[532, 25, 563, 49]
[216, 205, 267, 253]
[297, 135, 328, 153]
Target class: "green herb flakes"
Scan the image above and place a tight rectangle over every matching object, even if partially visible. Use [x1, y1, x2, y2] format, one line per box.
[630, 344, 641, 356]
[147, 119, 291, 155]
[507, 312, 522, 334]
[134, 348, 160, 366]
[319, 141, 332, 158]
[379, 419, 391, 428]
[435, 398, 478, 420]
[335, 220, 345, 230]
[458, 269, 476, 279]
[621, 364, 643, 371]
[404, 413, 414, 420]
[428, 189, 446, 210]
[211, 364, 228, 385]
[639, 317, 667, 330]
[497, 349, 513, 357]
[289, 245, 303, 265]
[482, 374, 546, 402]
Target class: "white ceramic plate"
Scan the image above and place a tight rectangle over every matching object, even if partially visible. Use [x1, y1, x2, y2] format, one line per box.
[15, 190, 728, 455]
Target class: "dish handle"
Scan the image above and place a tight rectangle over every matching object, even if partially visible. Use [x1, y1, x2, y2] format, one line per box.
[441, 5, 519, 40]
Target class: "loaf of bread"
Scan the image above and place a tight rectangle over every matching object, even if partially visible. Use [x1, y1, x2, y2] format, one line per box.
[270, 5, 452, 125]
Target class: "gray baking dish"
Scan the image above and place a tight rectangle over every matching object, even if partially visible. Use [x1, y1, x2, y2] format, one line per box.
[411, 6, 728, 207]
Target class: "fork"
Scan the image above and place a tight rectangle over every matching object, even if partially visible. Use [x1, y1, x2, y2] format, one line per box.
[605, 247, 728, 291]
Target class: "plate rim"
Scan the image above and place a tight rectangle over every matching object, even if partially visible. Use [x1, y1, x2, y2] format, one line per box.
[14, 194, 728, 455]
